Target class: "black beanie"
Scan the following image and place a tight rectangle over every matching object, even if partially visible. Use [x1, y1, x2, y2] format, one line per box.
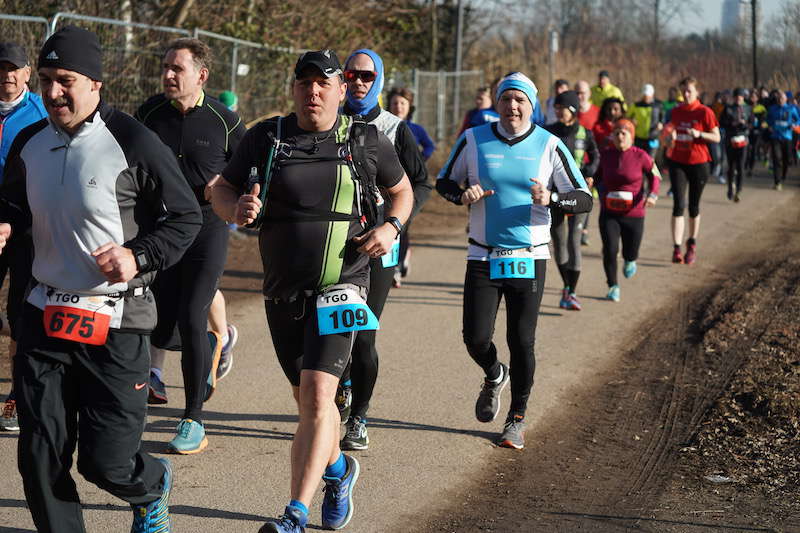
[38, 25, 102, 81]
[555, 90, 580, 115]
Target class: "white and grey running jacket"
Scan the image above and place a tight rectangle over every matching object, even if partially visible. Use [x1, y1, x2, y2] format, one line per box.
[0, 101, 202, 331]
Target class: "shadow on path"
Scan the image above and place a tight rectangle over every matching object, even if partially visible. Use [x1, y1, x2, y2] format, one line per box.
[368, 417, 498, 444]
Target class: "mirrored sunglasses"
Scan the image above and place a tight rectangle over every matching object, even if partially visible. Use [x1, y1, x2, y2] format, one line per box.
[344, 70, 377, 83]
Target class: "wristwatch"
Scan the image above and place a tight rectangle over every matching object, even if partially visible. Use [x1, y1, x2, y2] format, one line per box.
[385, 216, 403, 237]
[133, 249, 149, 272]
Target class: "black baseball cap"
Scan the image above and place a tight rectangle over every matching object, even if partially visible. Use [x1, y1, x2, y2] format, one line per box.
[598, 70, 610, 78]
[0, 42, 29, 68]
[294, 49, 343, 79]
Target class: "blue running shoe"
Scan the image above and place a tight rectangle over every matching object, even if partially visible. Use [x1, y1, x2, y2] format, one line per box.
[131, 458, 172, 533]
[259, 507, 306, 533]
[623, 261, 637, 278]
[148, 372, 168, 405]
[607, 285, 620, 302]
[321, 454, 360, 530]
[168, 418, 208, 455]
[558, 288, 570, 309]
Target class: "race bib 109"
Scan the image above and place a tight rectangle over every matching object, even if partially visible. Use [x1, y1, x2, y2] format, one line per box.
[316, 286, 379, 336]
[489, 248, 535, 279]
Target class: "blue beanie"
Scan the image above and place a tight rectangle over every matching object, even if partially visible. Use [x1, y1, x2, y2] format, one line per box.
[496, 72, 538, 106]
[345, 48, 384, 115]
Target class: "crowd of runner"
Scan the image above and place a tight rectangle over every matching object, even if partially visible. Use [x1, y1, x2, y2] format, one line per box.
[0, 27, 798, 533]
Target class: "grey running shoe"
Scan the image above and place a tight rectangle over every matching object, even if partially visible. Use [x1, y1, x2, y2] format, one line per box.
[0, 399, 19, 432]
[335, 384, 352, 423]
[475, 362, 509, 423]
[498, 414, 526, 449]
[341, 416, 369, 451]
[216, 324, 238, 381]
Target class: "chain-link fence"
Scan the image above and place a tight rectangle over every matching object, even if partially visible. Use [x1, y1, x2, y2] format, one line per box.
[0, 14, 50, 93]
[50, 13, 191, 115]
[194, 29, 306, 124]
[387, 69, 484, 144]
[3, 10, 484, 138]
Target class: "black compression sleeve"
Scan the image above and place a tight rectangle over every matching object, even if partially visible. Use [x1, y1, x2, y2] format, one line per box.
[123, 133, 202, 273]
[435, 178, 464, 205]
[554, 190, 593, 214]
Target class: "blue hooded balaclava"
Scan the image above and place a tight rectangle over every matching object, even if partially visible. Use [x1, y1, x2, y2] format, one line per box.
[345, 48, 384, 115]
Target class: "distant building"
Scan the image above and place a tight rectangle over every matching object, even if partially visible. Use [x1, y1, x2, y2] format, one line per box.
[721, 0, 744, 34]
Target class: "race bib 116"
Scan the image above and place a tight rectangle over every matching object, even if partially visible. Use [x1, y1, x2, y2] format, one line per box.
[489, 248, 535, 279]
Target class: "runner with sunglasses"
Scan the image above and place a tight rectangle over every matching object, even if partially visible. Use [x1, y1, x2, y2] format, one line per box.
[337, 49, 430, 451]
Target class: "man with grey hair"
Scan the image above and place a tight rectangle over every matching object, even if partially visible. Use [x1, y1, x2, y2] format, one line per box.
[575, 79, 599, 130]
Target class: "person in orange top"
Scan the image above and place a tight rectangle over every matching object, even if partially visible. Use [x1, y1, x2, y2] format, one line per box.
[665, 76, 721, 265]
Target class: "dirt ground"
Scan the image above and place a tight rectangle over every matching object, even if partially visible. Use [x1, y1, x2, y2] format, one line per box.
[413, 202, 800, 532]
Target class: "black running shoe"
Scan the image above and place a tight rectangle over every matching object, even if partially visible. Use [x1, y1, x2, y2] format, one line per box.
[475, 363, 509, 423]
[335, 384, 352, 423]
[341, 416, 369, 451]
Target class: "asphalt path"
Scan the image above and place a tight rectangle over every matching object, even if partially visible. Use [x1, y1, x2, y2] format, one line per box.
[1, 173, 797, 532]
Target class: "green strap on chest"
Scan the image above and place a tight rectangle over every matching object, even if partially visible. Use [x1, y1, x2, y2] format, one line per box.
[245, 117, 281, 229]
[572, 125, 586, 167]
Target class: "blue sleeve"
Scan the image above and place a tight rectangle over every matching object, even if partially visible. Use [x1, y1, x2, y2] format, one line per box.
[417, 125, 436, 160]
[32, 94, 47, 119]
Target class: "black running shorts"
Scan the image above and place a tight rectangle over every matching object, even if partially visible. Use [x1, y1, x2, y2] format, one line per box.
[265, 294, 357, 386]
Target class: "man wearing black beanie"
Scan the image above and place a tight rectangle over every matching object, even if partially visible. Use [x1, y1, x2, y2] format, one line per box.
[0, 25, 202, 533]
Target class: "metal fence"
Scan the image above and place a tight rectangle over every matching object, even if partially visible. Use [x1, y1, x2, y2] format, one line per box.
[387, 69, 484, 144]
[0, 14, 50, 93]
[3, 11, 483, 137]
[194, 29, 307, 123]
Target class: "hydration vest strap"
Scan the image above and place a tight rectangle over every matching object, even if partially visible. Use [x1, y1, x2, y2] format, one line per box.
[245, 116, 281, 229]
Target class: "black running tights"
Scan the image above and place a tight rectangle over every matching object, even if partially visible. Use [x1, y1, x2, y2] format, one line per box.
[726, 145, 746, 195]
[341, 258, 395, 420]
[599, 213, 644, 287]
[771, 138, 792, 183]
[462, 259, 546, 418]
[668, 161, 709, 218]
[151, 214, 229, 422]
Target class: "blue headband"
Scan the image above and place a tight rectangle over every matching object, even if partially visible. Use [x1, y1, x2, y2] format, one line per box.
[496, 72, 538, 106]
[345, 48, 384, 115]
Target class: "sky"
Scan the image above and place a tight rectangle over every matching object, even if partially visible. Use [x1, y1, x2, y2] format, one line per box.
[669, 0, 783, 34]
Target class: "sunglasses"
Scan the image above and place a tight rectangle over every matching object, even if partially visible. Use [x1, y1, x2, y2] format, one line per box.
[344, 70, 377, 83]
